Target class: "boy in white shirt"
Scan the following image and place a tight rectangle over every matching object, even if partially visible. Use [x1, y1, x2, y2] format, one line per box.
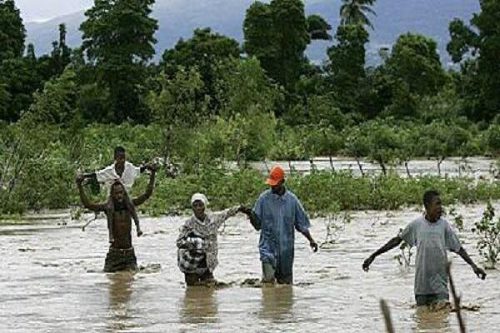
[83, 146, 153, 242]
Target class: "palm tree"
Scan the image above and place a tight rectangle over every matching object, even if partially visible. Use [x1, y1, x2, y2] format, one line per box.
[339, 0, 376, 29]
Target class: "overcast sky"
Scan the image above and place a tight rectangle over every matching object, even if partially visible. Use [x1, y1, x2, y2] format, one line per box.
[14, 0, 93, 22]
[14, 0, 326, 23]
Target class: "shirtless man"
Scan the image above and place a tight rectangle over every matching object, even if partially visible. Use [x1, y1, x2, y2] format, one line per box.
[76, 166, 156, 272]
[82, 146, 150, 242]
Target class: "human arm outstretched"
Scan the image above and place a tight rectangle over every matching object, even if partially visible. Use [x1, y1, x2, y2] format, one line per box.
[362, 236, 403, 271]
[456, 247, 487, 279]
[213, 205, 244, 229]
[76, 174, 105, 212]
[239, 206, 261, 231]
[132, 168, 156, 206]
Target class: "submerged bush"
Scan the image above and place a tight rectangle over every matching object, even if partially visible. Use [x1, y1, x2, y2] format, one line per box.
[473, 202, 500, 269]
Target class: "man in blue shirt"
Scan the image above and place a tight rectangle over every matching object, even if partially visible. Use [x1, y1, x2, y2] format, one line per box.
[243, 166, 318, 284]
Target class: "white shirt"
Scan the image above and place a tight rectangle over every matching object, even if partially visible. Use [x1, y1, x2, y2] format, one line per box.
[95, 161, 141, 191]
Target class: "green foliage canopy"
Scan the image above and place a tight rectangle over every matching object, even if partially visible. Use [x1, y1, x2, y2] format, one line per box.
[80, 0, 158, 123]
[0, 0, 25, 62]
[447, 0, 500, 121]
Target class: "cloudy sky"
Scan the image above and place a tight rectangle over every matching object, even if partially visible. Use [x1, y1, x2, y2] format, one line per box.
[14, 0, 327, 22]
[15, 0, 93, 22]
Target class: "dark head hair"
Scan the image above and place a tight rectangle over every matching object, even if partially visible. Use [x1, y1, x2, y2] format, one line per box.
[114, 146, 126, 158]
[110, 180, 124, 193]
[423, 190, 440, 209]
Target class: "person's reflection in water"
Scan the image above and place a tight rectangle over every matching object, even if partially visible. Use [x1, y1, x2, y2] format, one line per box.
[259, 285, 294, 322]
[107, 271, 135, 332]
[414, 303, 451, 332]
[180, 286, 218, 324]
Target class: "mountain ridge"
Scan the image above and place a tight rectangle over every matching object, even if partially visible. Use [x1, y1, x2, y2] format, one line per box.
[24, 0, 480, 65]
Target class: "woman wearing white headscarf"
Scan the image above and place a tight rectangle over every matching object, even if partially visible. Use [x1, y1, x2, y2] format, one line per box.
[176, 193, 247, 285]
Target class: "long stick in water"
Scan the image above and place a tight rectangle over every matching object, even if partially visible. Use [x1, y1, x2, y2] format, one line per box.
[447, 261, 466, 333]
[379, 299, 395, 333]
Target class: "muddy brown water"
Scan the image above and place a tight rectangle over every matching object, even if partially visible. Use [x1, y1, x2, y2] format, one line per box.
[248, 157, 499, 179]
[1, 204, 499, 332]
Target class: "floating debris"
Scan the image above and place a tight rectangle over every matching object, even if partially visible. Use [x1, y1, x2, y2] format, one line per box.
[138, 263, 162, 273]
[18, 248, 35, 252]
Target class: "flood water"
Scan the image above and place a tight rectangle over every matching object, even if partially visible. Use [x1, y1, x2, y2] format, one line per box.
[1, 203, 499, 332]
[247, 156, 499, 179]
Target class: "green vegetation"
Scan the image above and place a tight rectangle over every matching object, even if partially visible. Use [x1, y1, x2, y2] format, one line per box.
[1, 118, 500, 216]
[0, 0, 499, 216]
[473, 202, 500, 269]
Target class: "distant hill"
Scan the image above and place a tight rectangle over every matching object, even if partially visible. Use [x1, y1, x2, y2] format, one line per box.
[25, 0, 480, 66]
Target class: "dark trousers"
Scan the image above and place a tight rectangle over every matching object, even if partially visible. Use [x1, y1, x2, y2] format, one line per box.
[262, 262, 293, 284]
[104, 247, 137, 272]
[184, 270, 214, 286]
[415, 293, 449, 306]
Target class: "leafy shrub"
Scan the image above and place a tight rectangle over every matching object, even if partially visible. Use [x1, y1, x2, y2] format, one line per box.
[473, 202, 500, 269]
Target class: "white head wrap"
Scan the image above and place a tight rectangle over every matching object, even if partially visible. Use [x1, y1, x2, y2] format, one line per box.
[191, 193, 209, 206]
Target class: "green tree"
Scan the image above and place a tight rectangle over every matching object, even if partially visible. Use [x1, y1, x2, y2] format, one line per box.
[381, 79, 418, 119]
[415, 85, 463, 122]
[416, 121, 473, 176]
[269, 0, 309, 91]
[327, 24, 369, 114]
[0, 0, 25, 62]
[447, 0, 500, 121]
[146, 67, 208, 170]
[0, 82, 10, 118]
[243, 0, 330, 93]
[0, 0, 33, 121]
[162, 28, 240, 73]
[29, 67, 78, 125]
[0, 114, 62, 213]
[386, 33, 446, 97]
[357, 66, 394, 119]
[326, 0, 374, 116]
[344, 126, 370, 176]
[37, 24, 72, 80]
[80, 0, 158, 123]
[215, 57, 283, 118]
[307, 14, 332, 40]
[339, 0, 376, 29]
[0, 57, 41, 121]
[203, 112, 277, 166]
[242, 2, 275, 79]
[363, 120, 402, 176]
[307, 95, 347, 129]
[396, 126, 418, 178]
[161, 28, 240, 113]
[484, 124, 500, 156]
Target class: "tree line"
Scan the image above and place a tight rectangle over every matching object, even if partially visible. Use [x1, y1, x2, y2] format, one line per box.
[0, 0, 500, 214]
[0, 0, 499, 125]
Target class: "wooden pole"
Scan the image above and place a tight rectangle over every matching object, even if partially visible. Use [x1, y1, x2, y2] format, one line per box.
[447, 261, 466, 333]
[380, 299, 395, 333]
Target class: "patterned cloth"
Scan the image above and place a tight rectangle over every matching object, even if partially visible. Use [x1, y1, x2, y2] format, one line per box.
[252, 189, 311, 283]
[176, 206, 239, 274]
[103, 246, 138, 272]
[177, 233, 207, 274]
